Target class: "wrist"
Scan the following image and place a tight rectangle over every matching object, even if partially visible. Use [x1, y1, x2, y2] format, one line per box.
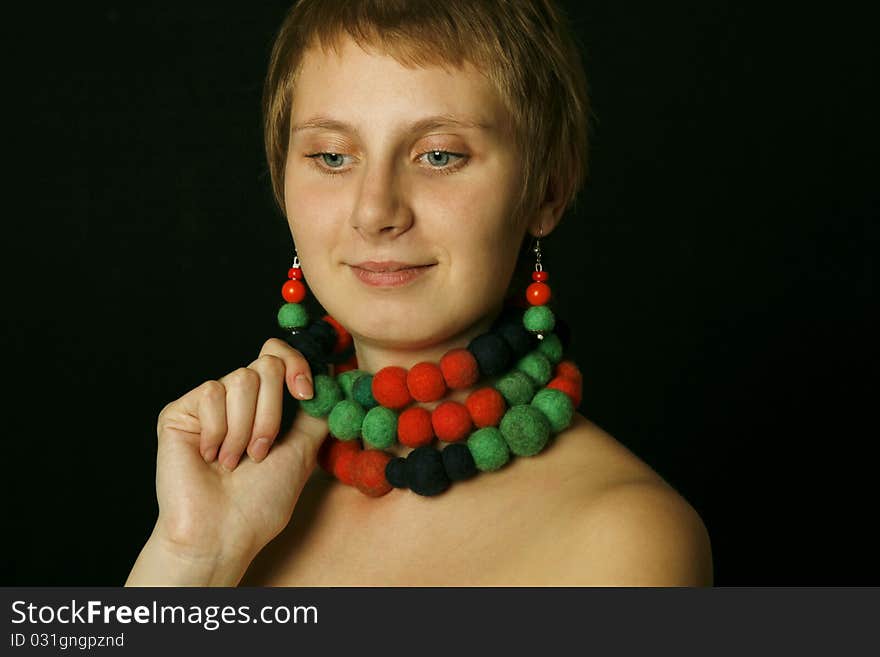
[126, 528, 255, 587]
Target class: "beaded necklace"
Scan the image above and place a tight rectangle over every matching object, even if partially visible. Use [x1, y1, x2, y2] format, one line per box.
[276, 241, 583, 497]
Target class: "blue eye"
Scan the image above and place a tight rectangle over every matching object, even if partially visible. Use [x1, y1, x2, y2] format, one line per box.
[425, 150, 450, 166]
[321, 153, 346, 168]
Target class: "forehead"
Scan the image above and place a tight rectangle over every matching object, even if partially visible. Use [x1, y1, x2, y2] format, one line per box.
[291, 35, 507, 131]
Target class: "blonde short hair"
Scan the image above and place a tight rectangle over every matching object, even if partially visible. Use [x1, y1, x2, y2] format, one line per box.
[263, 0, 591, 226]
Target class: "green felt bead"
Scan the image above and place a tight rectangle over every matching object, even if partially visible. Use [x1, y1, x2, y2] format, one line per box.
[530, 388, 575, 433]
[499, 404, 551, 456]
[467, 427, 510, 472]
[352, 373, 378, 409]
[328, 399, 366, 440]
[494, 370, 536, 406]
[537, 332, 563, 365]
[277, 302, 309, 329]
[361, 406, 398, 449]
[337, 369, 367, 400]
[523, 305, 555, 333]
[298, 374, 342, 417]
[516, 351, 553, 386]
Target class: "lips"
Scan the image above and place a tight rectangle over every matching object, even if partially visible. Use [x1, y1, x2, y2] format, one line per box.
[353, 260, 433, 272]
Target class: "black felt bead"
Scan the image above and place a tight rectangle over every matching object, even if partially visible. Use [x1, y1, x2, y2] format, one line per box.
[496, 319, 536, 357]
[467, 333, 512, 377]
[385, 457, 408, 488]
[405, 447, 451, 496]
[441, 443, 477, 481]
[306, 319, 338, 354]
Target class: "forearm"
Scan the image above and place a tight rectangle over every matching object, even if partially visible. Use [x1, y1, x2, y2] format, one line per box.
[125, 529, 253, 587]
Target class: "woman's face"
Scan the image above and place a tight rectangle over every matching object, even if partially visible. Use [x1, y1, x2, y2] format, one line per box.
[284, 36, 528, 348]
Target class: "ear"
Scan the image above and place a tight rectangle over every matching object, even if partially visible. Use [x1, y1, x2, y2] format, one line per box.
[526, 176, 567, 238]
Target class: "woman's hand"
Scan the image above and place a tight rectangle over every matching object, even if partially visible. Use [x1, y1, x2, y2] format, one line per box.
[147, 338, 328, 579]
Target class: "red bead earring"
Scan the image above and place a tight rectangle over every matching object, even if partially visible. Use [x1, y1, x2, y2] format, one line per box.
[277, 250, 310, 333]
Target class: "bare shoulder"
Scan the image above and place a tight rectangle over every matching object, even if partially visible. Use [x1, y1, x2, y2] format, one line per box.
[536, 413, 714, 586]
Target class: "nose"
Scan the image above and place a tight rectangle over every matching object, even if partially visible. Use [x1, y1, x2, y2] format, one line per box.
[349, 158, 414, 241]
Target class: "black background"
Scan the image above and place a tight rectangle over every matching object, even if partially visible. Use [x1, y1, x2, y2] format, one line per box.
[4, 1, 876, 585]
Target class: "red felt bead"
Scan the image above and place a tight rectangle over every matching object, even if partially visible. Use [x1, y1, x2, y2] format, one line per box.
[439, 348, 480, 389]
[555, 360, 583, 385]
[397, 406, 435, 448]
[288, 267, 304, 280]
[317, 435, 358, 473]
[532, 270, 549, 282]
[282, 279, 307, 303]
[431, 401, 473, 443]
[546, 376, 582, 408]
[407, 361, 447, 402]
[465, 387, 507, 428]
[352, 449, 394, 497]
[335, 354, 359, 375]
[322, 314, 353, 354]
[372, 366, 413, 410]
[525, 282, 551, 306]
[332, 443, 361, 485]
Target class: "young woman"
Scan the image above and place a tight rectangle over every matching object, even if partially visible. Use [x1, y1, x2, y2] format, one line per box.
[126, 0, 712, 586]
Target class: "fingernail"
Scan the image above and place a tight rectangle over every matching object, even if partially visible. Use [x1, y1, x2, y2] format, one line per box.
[221, 453, 239, 472]
[250, 438, 270, 462]
[202, 446, 217, 463]
[294, 374, 314, 400]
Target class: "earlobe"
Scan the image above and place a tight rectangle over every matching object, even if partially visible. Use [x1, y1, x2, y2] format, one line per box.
[527, 177, 566, 238]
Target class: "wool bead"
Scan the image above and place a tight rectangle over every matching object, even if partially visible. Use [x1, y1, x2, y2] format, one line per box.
[537, 333, 563, 365]
[332, 443, 360, 485]
[371, 366, 413, 409]
[406, 361, 447, 402]
[317, 435, 358, 473]
[287, 332, 324, 368]
[405, 446, 450, 496]
[439, 348, 480, 388]
[525, 281, 551, 306]
[282, 279, 307, 303]
[328, 399, 366, 440]
[496, 320, 536, 357]
[321, 314, 353, 354]
[361, 406, 398, 449]
[397, 406, 435, 448]
[555, 360, 583, 385]
[467, 333, 512, 376]
[441, 443, 478, 481]
[337, 369, 366, 400]
[277, 302, 309, 329]
[335, 354, 359, 375]
[546, 375, 582, 407]
[352, 373, 378, 409]
[516, 351, 553, 386]
[307, 319, 338, 354]
[467, 427, 510, 471]
[352, 450, 393, 497]
[523, 305, 555, 334]
[494, 370, 536, 406]
[499, 405, 551, 456]
[431, 400, 473, 443]
[299, 374, 342, 417]
[385, 457, 408, 488]
[465, 387, 507, 427]
[530, 388, 575, 432]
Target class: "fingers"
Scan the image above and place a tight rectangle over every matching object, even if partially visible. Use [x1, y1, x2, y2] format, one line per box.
[193, 338, 315, 471]
[258, 338, 314, 400]
[215, 368, 259, 471]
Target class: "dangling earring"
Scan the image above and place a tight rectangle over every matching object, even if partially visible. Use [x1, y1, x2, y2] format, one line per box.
[522, 225, 555, 340]
[277, 248, 310, 334]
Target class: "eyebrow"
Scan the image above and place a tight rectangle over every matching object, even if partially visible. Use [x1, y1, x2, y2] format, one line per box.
[291, 114, 494, 136]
